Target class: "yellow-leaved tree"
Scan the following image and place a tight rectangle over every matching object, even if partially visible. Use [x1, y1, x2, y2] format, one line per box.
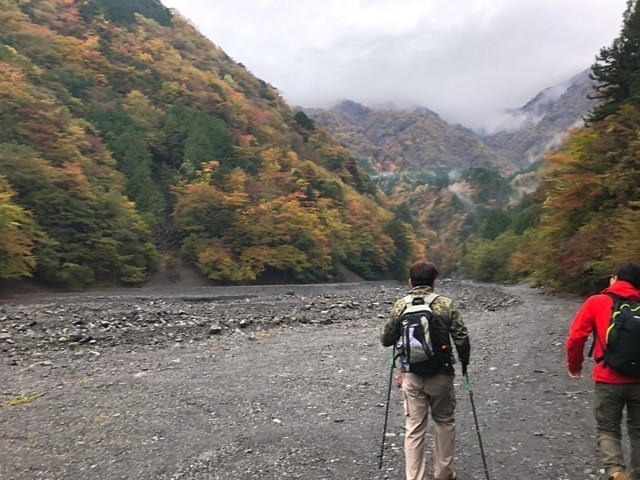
[528, 105, 640, 292]
[0, 176, 37, 278]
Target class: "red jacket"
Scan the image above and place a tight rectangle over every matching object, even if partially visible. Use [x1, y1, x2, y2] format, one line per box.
[566, 280, 640, 383]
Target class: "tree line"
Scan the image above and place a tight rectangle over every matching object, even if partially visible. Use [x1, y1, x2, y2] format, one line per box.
[1, 0, 638, 294]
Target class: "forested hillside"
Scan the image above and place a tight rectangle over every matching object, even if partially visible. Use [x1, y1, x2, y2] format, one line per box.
[302, 105, 535, 274]
[0, 0, 421, 287]
[305, 75, 598, 276]
[460, 1, 640, 293]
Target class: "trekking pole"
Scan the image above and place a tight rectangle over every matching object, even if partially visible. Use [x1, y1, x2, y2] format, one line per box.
[378, 345, 396, 470]
[465, 373, 491, 480]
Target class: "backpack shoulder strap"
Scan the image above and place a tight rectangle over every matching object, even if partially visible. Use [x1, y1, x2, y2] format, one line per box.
[403, 293, 439, 305]
[402, 293, 439, 311]
[589, 292, 621, 359]
[606, 292, 622, 304]
[401, 294, 436, 317]
[424, 292, 439, 306]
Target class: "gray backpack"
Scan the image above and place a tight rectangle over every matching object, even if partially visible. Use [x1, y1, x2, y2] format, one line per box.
[396, 293, 453, 376]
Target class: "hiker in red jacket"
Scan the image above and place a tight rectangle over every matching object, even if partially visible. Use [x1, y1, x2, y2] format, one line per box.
[566, 263, 640, 480]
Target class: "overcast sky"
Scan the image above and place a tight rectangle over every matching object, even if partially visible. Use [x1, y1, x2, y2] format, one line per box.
[161, 0, 628, 131]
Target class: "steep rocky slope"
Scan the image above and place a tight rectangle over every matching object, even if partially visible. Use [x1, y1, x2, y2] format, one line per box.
[483, 69, 596, 169]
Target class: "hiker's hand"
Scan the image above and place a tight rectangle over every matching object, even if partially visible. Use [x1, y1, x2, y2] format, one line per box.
[568, 369, 582, 379]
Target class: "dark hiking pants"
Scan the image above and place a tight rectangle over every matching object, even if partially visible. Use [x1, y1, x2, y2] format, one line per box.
[595, 382, 640, 479]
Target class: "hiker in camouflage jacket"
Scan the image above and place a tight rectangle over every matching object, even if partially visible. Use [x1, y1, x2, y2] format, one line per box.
[380, 289, 469, 359]
[380, 260, 470, 480]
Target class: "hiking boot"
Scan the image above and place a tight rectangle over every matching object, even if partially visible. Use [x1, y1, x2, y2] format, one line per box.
[609, 471, 630, 480]
[435, 473, 457, 480]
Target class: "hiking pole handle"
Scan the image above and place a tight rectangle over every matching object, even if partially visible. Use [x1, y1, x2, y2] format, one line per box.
[379, 346, 396, 470]
[465, 373, 491, 480]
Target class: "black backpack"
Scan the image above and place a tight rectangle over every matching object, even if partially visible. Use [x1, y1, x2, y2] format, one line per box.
[599, 294, 640, 377]
[396, 293, 453, 376]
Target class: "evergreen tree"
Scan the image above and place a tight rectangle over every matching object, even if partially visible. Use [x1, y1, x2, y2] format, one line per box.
[480, 209, 511, 240]
[110, 132, 164, 227]
[80, 0, 172, 26]
[588, 0, 640, 124]
[383, 217, 413, 280]
[182, 115, 233, 176]
[293, 111, 315, 131]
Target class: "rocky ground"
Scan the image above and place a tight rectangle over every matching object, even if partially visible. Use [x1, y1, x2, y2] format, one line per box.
[0, 280, 611, 479]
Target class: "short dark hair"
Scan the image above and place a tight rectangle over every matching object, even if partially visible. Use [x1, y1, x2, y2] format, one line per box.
[614, 263, 640, 289]
[409, 260, 439, 287]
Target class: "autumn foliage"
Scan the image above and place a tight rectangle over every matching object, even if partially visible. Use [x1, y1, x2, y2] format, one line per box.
[453, 1, 640, 293]
[0, 0, 420, 286]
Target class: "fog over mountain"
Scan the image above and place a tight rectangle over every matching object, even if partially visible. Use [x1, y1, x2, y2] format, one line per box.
[307, 69, 595, 173]
[483, 69, 595, 168]
[162, 0, 626, 132]
[305, 100, 512, 178]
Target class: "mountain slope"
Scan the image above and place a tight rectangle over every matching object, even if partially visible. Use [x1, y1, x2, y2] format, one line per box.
[305, 100, 513, 177]
[0, 0, 421, 286]
[304, 71, 598, 273]
[307, 70, 596, 177]
[483, 69, 596, 168]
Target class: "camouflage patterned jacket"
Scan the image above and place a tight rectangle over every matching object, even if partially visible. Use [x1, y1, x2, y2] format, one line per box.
[380, 285, 470, 370]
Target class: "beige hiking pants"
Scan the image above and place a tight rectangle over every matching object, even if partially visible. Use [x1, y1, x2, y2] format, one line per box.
[402, 372, 456, 480]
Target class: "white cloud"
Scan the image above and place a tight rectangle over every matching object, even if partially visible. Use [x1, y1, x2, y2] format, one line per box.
[161, 0, 627, 131]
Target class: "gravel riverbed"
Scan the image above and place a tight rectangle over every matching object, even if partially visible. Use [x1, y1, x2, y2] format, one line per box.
[0, 280, 604, 479]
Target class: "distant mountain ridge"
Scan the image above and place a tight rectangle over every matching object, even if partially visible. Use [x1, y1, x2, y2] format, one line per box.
[305, 101, 512, 179]
[306, 69, 596, 175]
[483, 69, 595, 169]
